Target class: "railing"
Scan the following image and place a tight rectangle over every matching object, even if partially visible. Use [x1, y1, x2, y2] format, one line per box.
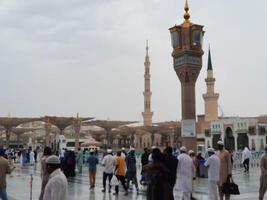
[232, 151, 264, 169]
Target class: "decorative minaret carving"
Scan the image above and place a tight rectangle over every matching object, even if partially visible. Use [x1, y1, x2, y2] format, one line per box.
[203, 47, 219, 122]
[169, 0, 204, 151]
[142, 40, 153, 126]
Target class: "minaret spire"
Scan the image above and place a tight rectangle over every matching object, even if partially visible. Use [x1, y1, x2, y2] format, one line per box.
[145, 40, 149, 60]
[203, 45, 219, 122]
[142, 40, 153, 126]
[146, 40, 149, 55]
[207, 45, 213, 70]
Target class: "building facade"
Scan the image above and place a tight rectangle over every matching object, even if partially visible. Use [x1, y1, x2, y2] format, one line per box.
[204, 117, 267, 151]
[199, 44, 267, 151]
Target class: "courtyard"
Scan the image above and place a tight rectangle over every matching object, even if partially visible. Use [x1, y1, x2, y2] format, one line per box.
[5, 163, 267, 200]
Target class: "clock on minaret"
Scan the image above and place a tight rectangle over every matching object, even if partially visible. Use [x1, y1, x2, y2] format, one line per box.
[169, 0, 204, 152]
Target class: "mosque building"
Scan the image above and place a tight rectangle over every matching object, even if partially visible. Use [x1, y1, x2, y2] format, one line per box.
[197, 48, 267, 151]
[140, 0, 267, 152]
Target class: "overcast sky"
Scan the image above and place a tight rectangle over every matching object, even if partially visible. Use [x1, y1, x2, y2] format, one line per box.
[0, 0, 266, 122]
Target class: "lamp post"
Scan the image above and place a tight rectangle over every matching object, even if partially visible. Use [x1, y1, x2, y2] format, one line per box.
[169, 0, 204, 152]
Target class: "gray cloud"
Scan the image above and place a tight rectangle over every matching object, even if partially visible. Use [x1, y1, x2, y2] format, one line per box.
[0, 0, 266, 121]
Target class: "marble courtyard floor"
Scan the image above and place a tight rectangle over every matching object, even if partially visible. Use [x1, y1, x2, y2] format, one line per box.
[5, 164, 267, 200]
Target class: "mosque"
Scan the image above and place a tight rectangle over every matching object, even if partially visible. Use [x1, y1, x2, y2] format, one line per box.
[196, 50, 267, 151]
[143, 39, 267, 151]
[142, 0, 267, 152]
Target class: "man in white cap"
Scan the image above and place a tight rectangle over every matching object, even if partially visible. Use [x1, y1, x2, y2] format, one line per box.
[101, 149, 115, 193]
[217, 140, 232, 200]
[43, 155, 68, 200]
[176, 146, 194, 200]
[205, 148, 220, 200]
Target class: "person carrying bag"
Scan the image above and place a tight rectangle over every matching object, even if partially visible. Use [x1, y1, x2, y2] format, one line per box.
[110, 175, 119, 187]
[222, 175, 240, 195]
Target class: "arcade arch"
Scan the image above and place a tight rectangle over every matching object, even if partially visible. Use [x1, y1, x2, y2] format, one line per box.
[224, 127, 235, 150]
[237, 133, 249, 150]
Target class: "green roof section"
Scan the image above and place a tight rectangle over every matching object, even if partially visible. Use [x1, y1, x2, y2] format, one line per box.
[207, 46, 213, 70]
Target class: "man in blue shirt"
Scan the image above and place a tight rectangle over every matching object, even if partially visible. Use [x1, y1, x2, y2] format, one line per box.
[126, 148, 139, 192]
[87, 149, 99, 189]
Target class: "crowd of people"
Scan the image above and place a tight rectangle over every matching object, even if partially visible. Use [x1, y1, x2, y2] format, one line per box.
[0, 146, 40, 167]
[0, 141, 267, 200]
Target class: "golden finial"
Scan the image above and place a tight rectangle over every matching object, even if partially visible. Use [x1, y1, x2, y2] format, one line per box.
[184, 0, 190, 21]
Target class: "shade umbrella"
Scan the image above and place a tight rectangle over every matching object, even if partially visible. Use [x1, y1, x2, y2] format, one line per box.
[82, 120, 137, 147]
[81, 140, 102, 147]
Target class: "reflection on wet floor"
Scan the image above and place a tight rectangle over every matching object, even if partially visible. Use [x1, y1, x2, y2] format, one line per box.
[5, 164, 267, 200]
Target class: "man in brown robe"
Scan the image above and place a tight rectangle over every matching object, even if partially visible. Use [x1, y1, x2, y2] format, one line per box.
[259, 145, 267, 200]
[217, 140, 232, 200]
[39, 147, 52, 200]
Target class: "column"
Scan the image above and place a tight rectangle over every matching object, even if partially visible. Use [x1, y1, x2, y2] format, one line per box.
[44, 123, 52, 147]
[73, 121, 81, 152]
[5, 128, 11, 147]
[234, 134, 237, 151]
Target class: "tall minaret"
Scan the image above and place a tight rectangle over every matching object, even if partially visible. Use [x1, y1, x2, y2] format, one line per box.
[203, 47, 219, 122]
[142, 41, 153, 126]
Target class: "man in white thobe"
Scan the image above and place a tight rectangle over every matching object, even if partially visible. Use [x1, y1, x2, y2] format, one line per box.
[241, 147, 252, 173]
[205, 148, 220, 200]
[101, 149, 115, 192]
[59, 148, 65, 161]
[29, 150, 35, 165]
[43, 155, 68, 200]
[176, 146, 194, 200]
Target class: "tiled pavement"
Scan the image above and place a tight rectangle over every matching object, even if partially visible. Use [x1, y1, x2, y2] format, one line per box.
[5, 164, 267, 200]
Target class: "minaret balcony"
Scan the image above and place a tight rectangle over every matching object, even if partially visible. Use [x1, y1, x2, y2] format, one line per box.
[202, 93, 219, 99]
[143, 91, 152, 96]
[205, 78, 215, 82]
[142, 112, 154, 117]
[144, 74, 151, 79]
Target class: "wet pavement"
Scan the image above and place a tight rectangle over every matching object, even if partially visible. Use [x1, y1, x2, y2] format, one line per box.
[5, 163, 267, 200]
